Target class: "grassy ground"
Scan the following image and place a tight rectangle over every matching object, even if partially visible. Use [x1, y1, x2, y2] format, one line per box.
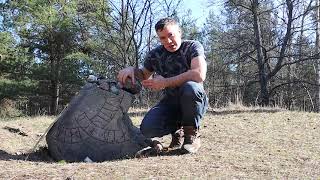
[0, 107, 320, 179]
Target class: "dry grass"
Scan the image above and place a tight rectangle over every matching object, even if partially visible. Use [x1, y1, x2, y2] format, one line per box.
[0, 107, 320, 179]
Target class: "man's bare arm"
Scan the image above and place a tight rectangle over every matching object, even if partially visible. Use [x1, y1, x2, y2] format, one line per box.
[165, 56, 207, 87]
[142, 56, 207, 91]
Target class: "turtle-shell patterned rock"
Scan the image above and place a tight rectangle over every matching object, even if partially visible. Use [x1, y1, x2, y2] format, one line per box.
[46, 80, 148, 162]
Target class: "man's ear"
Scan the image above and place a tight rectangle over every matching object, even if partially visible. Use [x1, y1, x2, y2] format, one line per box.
[177, 26, 182, 36]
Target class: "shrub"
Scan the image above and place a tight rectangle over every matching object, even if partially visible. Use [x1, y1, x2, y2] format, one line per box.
[0, 98, 23, 119]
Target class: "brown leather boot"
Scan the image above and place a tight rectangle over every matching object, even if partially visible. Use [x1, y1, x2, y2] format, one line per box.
[168, 128, 184, 149]
[181, 126, 201, 153]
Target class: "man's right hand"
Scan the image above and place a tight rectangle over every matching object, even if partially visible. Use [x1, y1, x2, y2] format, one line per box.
[117, 66, 135, 85]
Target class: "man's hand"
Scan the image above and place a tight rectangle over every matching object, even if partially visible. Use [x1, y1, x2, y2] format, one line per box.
[117, 66, 135, 85]
[142, 75, 166, 91]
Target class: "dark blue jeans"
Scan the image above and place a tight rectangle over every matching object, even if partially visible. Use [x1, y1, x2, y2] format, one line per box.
[140, 81, 208, 138]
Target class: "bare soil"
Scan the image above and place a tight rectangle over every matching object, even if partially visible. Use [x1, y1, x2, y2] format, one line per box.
[0, 108, 320, 179]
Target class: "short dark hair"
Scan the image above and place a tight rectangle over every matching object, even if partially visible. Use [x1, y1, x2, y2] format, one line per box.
[155, 17, 179, 32]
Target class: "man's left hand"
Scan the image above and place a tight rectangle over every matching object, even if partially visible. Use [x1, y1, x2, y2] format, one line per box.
[142, 75, 166, 91]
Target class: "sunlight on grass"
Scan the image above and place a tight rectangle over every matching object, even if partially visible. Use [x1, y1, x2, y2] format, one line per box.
[1, 107, 320, 179]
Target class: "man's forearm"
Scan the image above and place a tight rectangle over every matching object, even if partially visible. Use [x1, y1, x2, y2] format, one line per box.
[165, 69, 204, 88]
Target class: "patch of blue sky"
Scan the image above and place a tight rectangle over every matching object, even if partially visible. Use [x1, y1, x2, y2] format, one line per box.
[182, 0, 224, 27]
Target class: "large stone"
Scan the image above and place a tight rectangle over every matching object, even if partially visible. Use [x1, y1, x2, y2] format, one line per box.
[46, 79, 148, 162]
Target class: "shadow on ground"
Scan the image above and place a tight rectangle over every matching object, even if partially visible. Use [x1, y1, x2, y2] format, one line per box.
[207, 108, 283, 115]
[158, 148, 186, 156]
[128, 108, 284, 117]
[135, 146, 187, 159]
[0, 146, 186, 162]
[0, 147, 54, 162]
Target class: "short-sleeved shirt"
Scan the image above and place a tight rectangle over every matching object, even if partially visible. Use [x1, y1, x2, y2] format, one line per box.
[143, 40, 205, 96]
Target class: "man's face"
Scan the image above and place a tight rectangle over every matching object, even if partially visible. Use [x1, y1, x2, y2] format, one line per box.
[156, 24, 182, 52]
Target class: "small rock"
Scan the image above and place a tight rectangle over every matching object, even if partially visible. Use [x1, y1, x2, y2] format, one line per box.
[84, 156, 94, 163]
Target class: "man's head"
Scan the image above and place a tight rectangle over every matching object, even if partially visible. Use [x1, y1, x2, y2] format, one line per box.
[155, 17, 182, 52]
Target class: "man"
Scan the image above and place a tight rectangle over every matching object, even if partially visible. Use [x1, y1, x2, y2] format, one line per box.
[117, 17, 208, 154]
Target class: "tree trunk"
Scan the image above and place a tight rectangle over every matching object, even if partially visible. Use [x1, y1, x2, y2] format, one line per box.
[316, 0, 320, 112]
[49, 36, 62, 115]
[286, 39, 294, 110]
[50, 57, 60, 116]
[252, 0, 269, 106]
[51, 80, 60, 115]
[147, 3, 153, 52]
[121, 0, 128, 67]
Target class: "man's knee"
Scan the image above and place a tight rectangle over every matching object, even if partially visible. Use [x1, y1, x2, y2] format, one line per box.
[180, 81, 204, 100]
[140, 121, 154, 138]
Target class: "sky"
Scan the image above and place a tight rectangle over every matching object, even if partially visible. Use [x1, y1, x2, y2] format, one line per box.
[182, 0, 224, 27]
